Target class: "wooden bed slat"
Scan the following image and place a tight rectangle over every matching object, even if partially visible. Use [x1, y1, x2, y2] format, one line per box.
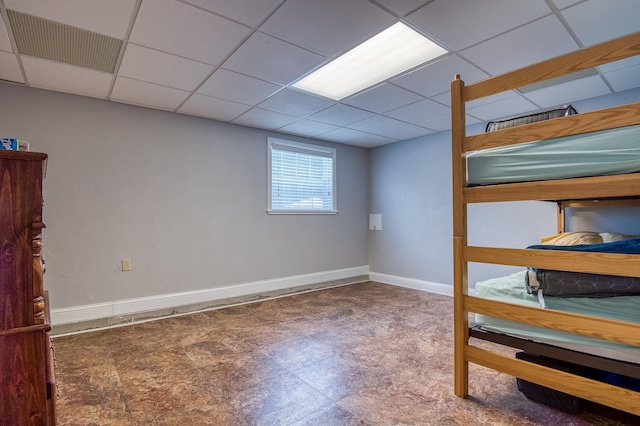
[465, 346, 640, 415]
[465, 246, 640, 277]
[462, 31, 640, 102]
[559, 198, 640, 208]
[464, 173, 640, 203]
[466, 296, 640, 347]
[464, 102, 640, 152]
[469, 326, 640, 379]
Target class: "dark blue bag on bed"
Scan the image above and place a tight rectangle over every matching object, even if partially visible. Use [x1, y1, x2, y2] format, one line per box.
[525, 238, 640, 297]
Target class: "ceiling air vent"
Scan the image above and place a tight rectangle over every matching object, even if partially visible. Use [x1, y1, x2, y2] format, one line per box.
[517, 67, 599, 93]
[7, 10, 122, 73]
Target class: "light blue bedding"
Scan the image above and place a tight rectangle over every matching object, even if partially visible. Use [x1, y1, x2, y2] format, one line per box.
[466, 124, 640, 186]
[474, 271, 640, 362]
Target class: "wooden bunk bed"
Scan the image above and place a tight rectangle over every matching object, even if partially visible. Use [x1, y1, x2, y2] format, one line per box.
[451, 31, 640, 416]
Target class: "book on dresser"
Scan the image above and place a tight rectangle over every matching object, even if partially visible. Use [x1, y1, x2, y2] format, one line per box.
[0, 151, 56, 425]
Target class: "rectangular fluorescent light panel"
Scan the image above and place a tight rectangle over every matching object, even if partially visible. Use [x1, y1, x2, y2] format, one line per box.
[293, 22, 447, 100]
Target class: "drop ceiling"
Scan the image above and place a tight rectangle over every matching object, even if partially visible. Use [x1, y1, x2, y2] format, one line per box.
[1, 0, 639, 148]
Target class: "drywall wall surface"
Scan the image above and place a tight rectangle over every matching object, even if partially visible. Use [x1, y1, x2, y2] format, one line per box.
[367, 130, 577, 287]
[0, 84, 369, 310]
[368, 132, 454, 285]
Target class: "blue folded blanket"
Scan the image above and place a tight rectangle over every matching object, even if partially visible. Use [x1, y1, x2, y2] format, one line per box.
[527, 238, 640, 255]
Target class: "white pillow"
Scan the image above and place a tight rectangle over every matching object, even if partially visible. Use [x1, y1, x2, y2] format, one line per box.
[539, 231, 603, 246]
[599, 232, 639, 243]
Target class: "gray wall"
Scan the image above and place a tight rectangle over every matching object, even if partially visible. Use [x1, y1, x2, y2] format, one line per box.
[368, 132, 455, 285]
[368, 130, 556, 287]
[0, 83, 369, 311]
[3, 81, 640, 313]
[369, 87, 640, 289]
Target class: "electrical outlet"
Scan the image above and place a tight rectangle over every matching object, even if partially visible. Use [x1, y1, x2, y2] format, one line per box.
[121, 258, 131, 272]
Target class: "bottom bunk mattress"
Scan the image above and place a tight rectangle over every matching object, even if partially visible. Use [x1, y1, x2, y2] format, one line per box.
[466, 124, 640, 186]
[474, 271, 640, 364]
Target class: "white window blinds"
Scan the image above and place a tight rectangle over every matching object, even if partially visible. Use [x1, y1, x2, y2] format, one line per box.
[268, 138, 337, 214]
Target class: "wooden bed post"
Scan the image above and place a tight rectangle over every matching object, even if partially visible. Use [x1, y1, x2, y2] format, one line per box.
[451, 74, 469, 398]
[557, 202, 565, 233]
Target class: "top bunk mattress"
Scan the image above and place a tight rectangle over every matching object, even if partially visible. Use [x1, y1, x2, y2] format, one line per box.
[466, 124, 640, 186]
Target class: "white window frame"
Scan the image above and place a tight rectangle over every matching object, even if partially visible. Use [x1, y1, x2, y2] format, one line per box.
[267, 137, 337, 215]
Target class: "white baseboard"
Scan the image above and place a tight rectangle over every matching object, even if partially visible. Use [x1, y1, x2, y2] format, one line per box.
[369, 272, 453, 296]
[51, 266, 369, 326]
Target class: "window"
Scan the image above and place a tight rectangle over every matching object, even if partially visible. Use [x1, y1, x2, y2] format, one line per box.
[268, 138, 337, 214]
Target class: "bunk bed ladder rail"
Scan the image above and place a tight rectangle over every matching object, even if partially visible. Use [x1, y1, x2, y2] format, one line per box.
[451, 73, 468, 398]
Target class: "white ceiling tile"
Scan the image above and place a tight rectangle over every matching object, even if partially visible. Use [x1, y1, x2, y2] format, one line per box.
[599, 56, 640, 73]
[393, 55, 489, 98]
[431, 91, 451, 107]
[523, 75, 611, 108]
[433, 89, 521, 109]
[561, 0, 640, 46]
[603, 64, 640, 93]
[342, 84, 423, 113]
[384, 98, 450, 123]
[466, 91, 522, 109]
[550, 0, 583, 9]
[183, 0, 282, 27]
[407, 0, 551, 51]
[0, 17, 12, 51]
[223, 32, 326, 85]
[111, 77, 190, 110]
[0, 51, 23, 83]
[466, 94, 539, 121]
[22, 56, 111, 98]
[232, 107, 299, 130]
[259, 0, 394, 56]
[4, 0, 136, 39]
[571, 87, 640, 114]
[350, 133, 397, 148]
[259, 89, 334, 117]
[198, 69, 282, 105]
[414, 112, 453, 132]
[460, 15, 578, 75]
[383, 123, 431, 140]
[347, 115, 425, 140]
[119, 44, 213, 91]
[373, 0, 432, 16]
[308, 104, 374, 126]
[464, 115, 483, 128]
[178, 93, 251, 121]
[129, 0, 250, 65]
[319, 127, 373, 143]
[277, 119, 339, 137]
[417, 112, 480, 133]
[2, 0, 639, 144]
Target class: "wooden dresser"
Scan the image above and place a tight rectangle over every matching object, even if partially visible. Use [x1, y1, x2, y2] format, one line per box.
[0, 151, 56, 425]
